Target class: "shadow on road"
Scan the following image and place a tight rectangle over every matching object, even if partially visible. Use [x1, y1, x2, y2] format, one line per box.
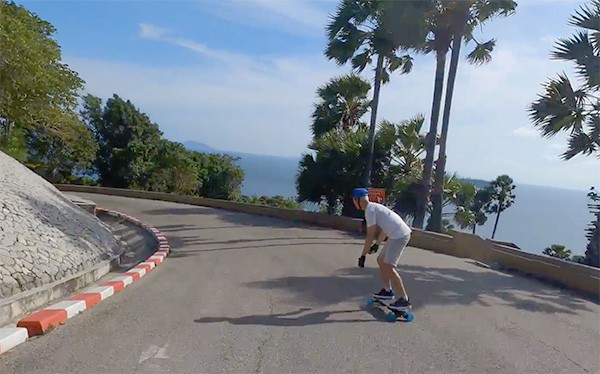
[154, 223, 251, 233]
[144, 206, 320, 230]
[243, 266, 594, 315]
[166, 235, 360, 252]
[194, 308, 381, 327]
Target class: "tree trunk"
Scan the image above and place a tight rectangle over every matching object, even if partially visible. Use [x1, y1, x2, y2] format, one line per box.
[492, 209, 501, 239]
[472, 225, 476, 234]
[413, 49, 447, 229]
[429, 33, 463, 232]
[363, 54, 384, 187]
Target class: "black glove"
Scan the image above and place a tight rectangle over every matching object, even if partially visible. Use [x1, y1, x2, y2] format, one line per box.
[358, 255, 366, 267]
[369, 244, 379, 254]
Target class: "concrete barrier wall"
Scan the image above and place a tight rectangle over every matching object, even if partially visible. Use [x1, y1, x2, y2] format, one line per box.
[408, 230, 455, 256]
[486, 241, 600, 297]
[55, 185, 600, 297]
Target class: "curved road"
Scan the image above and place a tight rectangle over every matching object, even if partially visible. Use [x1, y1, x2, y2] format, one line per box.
[1, 193, 598, 373]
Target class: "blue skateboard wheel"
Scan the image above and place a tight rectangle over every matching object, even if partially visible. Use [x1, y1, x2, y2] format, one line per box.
[385, 312, 396, 322]
[366, 298, 374, 306]
[404, 312, 414, 322]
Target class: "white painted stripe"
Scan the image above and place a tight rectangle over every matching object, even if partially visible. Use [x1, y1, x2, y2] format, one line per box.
[46, 300, 86, 319]
[139, 261, 156, 269]
[110, 275, 133, 287]
[147, 257, 163, 265]
[83, 286, 114, 300]
[0, 328, 28, 354]
[128, 267, 146, 278]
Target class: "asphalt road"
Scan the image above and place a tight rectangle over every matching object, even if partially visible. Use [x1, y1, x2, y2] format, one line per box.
[1, 193, 598, 373]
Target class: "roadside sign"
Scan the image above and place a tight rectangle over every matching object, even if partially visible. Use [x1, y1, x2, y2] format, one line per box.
[368, 188, 385, 203]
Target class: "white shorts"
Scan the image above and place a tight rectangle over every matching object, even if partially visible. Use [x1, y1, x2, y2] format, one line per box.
[378, 234, 410, 267]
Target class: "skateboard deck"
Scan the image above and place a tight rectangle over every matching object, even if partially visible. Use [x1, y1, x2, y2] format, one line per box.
[366, 297, 414, 322]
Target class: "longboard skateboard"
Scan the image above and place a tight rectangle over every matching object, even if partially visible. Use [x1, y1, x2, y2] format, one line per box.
[366, 297, 414, 322]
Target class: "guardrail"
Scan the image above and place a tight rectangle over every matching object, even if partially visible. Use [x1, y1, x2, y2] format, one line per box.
[55, 184, 600, 298]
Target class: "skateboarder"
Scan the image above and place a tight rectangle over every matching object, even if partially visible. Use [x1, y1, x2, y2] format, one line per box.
[352, 187, 412, 311]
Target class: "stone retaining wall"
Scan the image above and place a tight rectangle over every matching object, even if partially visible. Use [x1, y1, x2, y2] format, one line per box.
[0, 152, 120, 299]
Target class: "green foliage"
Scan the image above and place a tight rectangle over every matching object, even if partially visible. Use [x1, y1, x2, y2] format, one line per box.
[298, 113, 426, 219]
[325, 0, 427, 185]
[584, 186, 599, 267]
[484, 174, 516, 239]
[469, 187, 493, 234]
[190, 152, 244, 200]
[0, 122, 96, 184]
[311, 74, 371, 137]
[543, 244, 572, 260]
[237, 195, 301, 210]
[529, 0, 599, 160]
[389, 114, 426, 184]
[146, 140, 198, 195]
[0, 1, 84, 145]
[78, 93, 244, 200]
[80, 94, 164, 188]
[296, 123, 397, 217]
[0, 123, 28, 162]
[23, 125, 97, 184]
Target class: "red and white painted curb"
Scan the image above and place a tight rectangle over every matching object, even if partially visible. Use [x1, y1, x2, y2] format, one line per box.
[0, 208, 170, 355]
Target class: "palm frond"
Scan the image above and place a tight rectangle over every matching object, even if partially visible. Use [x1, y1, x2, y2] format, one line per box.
[551, 31, 599, 88]
[466, 38, 495, 65]
[528, 74, 588, 139]
[351, 49, 372, 72]
[569, 0, 600, 32]
[563, 129, 598, 160]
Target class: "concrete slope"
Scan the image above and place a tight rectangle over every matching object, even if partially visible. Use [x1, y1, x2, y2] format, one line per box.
[0, 193, 598, 373]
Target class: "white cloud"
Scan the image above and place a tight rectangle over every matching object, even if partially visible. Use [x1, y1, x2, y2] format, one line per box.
[137, 23, 259, 69]
[138, 23, 169, 39]
[197, 0, 334, 36]
[512, 126, 537, 138]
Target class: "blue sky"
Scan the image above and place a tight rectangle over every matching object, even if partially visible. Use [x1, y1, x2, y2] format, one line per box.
[17, 0, 599, 191]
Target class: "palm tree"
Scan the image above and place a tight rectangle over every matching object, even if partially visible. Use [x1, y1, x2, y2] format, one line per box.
[412, 1, 454, 229]
[529, 0, 599, 160]
[543, 244, 573, 260]
[296, 123, 396, 216]
[469, 187, 493, 234]
[585, 186, 599, 267]
[311, 74, 372, 138]
[384, 115, 427, 224]
[390, 114, 426, 181]
[427, 0, 517, 232]
[325, 0, 428, 187]
[484, 174, 516, 239]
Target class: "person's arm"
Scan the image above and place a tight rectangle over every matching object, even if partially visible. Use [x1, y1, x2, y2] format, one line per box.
[361, 224, 377, 256]
[376, 229, 387, 245]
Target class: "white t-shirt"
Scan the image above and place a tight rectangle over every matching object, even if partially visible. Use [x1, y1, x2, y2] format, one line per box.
[365, 202, 412, 239]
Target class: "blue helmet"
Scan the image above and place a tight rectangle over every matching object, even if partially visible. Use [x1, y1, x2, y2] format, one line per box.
[352, 188, 368, 198]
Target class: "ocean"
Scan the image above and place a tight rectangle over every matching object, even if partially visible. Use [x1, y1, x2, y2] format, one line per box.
[237, 157, 592, 257]
[182, 141, 593, 257]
